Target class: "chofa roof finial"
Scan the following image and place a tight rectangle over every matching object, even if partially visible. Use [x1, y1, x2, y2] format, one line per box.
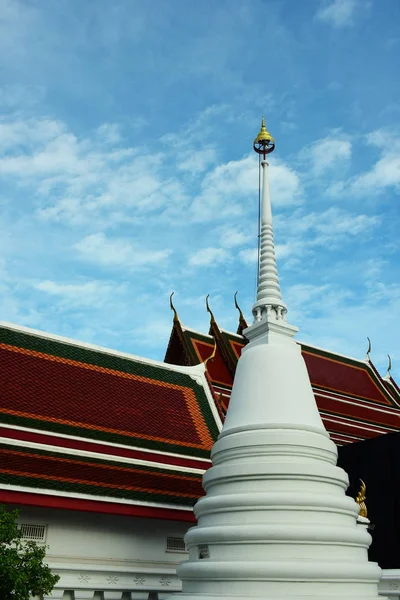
[383, 354, 392, 381]
[206, 294, 216, 325]
[169, 292, 179, 323]
[234, 291, 248, 333]
[365, 337, 372, 361]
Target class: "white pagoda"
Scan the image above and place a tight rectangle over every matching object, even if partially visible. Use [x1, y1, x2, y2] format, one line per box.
[172, 119, 382, 600]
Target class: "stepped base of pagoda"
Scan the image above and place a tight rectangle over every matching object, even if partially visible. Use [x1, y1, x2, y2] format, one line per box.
[174, 427, 381, 600]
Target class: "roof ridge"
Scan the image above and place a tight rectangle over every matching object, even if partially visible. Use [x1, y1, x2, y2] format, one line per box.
[219, 328, 245, 339]
[0, 321, 206, 377]
[181, 325, 214, 338]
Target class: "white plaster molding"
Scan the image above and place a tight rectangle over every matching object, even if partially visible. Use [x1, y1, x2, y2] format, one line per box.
[104, 593, 124, 600]
[379, 569, 400, 597]
[46, 564, 183, 600]
[74, 593, 95, 600]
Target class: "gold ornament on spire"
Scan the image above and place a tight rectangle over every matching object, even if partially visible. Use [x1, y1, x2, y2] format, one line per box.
[253, 116, 275, 157]
[356, 479, 368, 518]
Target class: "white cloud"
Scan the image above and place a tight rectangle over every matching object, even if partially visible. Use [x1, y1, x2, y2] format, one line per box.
[315, 0, 363, 28]
[269, 161, 302, 205]
[276, 206, 377, 236]
[328, 129, 400, 196]
[239, 248, 257, 264]
[96, 123, 122, 145]
[131, 318, 174, 348]
[301, 134, 352, 175]
[75, 233, 172, 269]
[0, 116, 188, 227]
[188, 247, 229, 267]
[35, 279, 122, 307]
[178, 147, 218, 174]
[217, 226, 252, 249]
[191, 154, 302, 221]
[275, 243, 295, 260]
[350, 153, 400, 194]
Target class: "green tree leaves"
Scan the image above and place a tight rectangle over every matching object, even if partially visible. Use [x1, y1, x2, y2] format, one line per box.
[0, 505, 59, 600]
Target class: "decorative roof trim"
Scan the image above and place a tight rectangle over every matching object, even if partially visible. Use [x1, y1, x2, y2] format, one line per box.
[299, 338, 381, 369]
[181, 326, 214, 338]
[0, 489, 196, 522]
[315, 391, 400, 424]
[321, 414, 396, 436]
[219, 328, 246, 339]
[0, 436, 206, 475]
[0, 424, 212, 464]
[312, 386, 400, 413]
[0, 484, 195, 513]
[0, 442, 203, 506]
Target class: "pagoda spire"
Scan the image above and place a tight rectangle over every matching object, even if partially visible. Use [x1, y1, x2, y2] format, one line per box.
[252, 120, 287, 323]
[172, 119, 381, 600]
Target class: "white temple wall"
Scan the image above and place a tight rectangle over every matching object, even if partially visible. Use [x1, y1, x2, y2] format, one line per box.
[13, 504, 190, 599]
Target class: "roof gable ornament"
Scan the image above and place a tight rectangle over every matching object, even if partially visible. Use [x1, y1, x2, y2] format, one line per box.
[234, 291, 248, 334]
[205, 294, 216, 326]
[169, 292, 179, 323]
[365, 337, 372, 362]
[383, 354, 392, 381]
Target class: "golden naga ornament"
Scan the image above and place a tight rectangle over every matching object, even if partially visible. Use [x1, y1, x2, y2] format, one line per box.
[356, 479, 368, 518]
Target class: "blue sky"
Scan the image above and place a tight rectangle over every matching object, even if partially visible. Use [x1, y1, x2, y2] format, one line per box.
[0, 0, 399, 380]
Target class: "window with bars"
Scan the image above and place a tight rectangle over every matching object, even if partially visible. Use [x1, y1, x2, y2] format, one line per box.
[166, 536, 187, 553]
[198, 544, 209, 559]
[19, 523, 47, 542]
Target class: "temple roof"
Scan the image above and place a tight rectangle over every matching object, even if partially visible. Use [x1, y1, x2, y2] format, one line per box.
[0, 441, 204, 508]
[1, 310, 399, 518]
[0, 321, 220, 520]
[164, 312, 400, 445]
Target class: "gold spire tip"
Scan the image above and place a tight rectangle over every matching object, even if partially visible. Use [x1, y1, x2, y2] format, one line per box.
[253, 116, 275, 155]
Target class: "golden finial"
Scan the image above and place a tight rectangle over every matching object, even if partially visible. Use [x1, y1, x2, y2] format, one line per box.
[204, 339, 217, 367]
[169, 292, 179, 323]
[205, 294, 216, 325]
[253, 116, 275, 157]
[356, 479, 368, 518]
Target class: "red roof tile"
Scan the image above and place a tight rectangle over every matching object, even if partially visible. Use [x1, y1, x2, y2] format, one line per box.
[0, 443, 203, 508]
[165, 320, 400, 444]
[0, 324, 220, 458]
